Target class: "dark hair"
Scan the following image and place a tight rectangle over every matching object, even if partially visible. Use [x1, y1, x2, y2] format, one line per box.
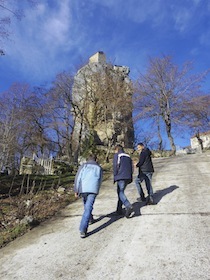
[137, 143, 144, 147]
[115, 144, 124, 152]
[87, 153, 97, 161]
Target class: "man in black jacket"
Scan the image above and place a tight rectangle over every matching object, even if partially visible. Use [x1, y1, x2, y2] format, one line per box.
[135, 143, 155, 205]
[113, 145, 134, 218]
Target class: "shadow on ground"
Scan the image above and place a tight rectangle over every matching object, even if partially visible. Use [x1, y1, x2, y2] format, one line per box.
[130, 185, 180, 218]
[153, 185, 179, 204]
[60, 185, 180, 237]
[87, 185, 179, 236]
[87, 212, 124, 237]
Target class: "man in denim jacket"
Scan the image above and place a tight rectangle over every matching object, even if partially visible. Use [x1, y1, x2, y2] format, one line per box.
[74, 154, 103, 238]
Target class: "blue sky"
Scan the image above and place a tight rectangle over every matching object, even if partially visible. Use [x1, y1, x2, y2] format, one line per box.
[0, 0, 210, 148]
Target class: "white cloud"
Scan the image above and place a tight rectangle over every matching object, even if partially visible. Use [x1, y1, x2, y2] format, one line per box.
[199, 30, 210, 47]
[173, 8, 192, 33]
[2, 0, 210, 89]
[91, 0, 164, 24]
[190, 48, 199, 56]
[90, 0, 206, 34]
[192, 0, 201, 5]
[41, 1, 71, 47]
[3, 0, 82, 83]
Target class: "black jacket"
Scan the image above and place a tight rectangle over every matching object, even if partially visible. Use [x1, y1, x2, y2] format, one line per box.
[136, 147, 154, 175]
[113, 150, 133, 183]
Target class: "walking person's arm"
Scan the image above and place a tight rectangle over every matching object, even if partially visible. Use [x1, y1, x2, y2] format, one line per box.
[74, 164, 85, 197]
[136, 152, 146, 168]
[113, 153, 119, 182]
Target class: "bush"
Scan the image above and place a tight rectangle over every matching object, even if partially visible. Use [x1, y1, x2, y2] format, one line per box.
[53, 161, 74, 175]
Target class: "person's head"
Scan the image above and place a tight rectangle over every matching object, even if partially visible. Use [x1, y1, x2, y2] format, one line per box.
[114, 144, 124, 153]
[87, 153, 97, 162]
[137, 143, 144, 152]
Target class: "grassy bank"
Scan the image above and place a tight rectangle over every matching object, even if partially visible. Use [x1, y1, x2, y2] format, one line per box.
[0, 173, 76, 248]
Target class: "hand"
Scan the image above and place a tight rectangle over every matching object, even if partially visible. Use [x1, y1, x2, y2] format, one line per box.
[74, 193, 79, 198]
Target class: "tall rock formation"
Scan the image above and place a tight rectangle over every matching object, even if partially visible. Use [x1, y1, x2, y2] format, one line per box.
[72, 51, 134, 159]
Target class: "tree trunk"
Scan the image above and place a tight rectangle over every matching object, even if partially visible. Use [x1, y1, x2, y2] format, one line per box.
[156, 115, 163, 151]
[195, 132, 203, 151]
[164, 112, 176, 155]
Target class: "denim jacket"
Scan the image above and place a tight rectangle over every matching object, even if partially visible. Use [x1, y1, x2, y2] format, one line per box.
[74, 160, 103, 195]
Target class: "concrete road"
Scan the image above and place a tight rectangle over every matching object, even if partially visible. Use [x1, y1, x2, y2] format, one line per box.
[0, 152, 210, 280]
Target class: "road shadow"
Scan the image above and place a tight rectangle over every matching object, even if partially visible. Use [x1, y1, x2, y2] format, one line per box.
[153, 185, 179, 204]
[87, 211, 124, 237]
[87, 185, 179, 236]
[87, 203, 146, 236]
[128, 185, 179, 218]
[129, 201, 143, 218]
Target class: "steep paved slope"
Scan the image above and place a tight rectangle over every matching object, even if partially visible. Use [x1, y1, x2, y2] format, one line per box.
[0, 153, 210, 280]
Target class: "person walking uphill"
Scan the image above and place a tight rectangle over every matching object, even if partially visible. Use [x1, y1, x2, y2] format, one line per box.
[74, 154, 103, 238]
[113, 145, 134, 218]
[135, 143, 155, 205]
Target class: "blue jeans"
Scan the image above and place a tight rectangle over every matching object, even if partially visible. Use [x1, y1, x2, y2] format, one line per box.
[135, 172, 154, 197]
[79, 193, 96, 233]
[116, 180, 132, 211]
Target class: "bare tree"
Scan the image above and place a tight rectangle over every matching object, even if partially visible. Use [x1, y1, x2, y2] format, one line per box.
[0, 0, 38, 51]
[96, 66, 134, 161]
[0, 83, 51, 172]
[0, 97, 17, 172]
[45, 71, 75, 162]
[0, 83, 33, 171]
[71, 65, 99, 161]
[181, 94, 210, 150]
[134, 118, 166, 151]
[134, 55, 209, 154]
[20, 87, 53, 157]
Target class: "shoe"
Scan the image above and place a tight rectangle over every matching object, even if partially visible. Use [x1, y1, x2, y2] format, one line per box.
[147, 196, 155, 205]
[89, 218, 96, 225]
[137, 196, 146, 202]
[116, 210, 123, 216]
[125, 206, 134, 218]
[80, 232, 87, 238]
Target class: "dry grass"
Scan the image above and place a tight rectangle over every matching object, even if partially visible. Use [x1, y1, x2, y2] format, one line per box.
[0, 173, 76, 248]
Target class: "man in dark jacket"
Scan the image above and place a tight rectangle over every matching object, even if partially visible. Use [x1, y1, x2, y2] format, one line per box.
[135, 143, 155, 205]
[113, 145, 134, 218]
